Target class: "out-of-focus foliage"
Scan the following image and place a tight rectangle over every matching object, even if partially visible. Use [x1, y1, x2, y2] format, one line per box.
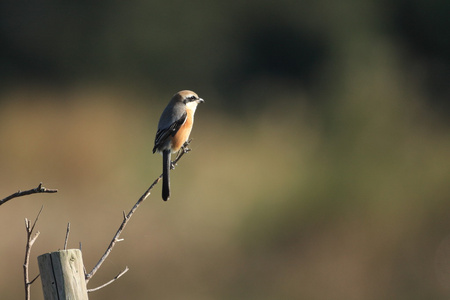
[0, 0, 449, 299]
[1, 0, 449, 112]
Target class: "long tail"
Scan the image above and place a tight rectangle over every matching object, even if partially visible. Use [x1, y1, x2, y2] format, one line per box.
[162, 150, 171, 201]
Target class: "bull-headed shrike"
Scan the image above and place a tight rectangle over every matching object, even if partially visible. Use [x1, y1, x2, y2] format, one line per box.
[153, 90, 204, 201]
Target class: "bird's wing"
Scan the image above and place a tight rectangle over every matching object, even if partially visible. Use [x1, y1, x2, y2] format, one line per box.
[153, 112, 187, 153]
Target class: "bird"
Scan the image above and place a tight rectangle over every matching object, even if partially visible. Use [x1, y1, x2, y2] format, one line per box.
[153, 90, 204, 201]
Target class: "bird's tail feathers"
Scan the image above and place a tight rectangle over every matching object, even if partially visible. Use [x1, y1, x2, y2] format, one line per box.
[162, 150, 171, 201]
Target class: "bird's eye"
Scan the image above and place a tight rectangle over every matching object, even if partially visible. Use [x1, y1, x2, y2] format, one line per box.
[189, 95, 196, 100]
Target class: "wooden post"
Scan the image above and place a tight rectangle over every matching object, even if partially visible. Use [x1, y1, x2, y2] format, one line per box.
[37, 249, 88, 300]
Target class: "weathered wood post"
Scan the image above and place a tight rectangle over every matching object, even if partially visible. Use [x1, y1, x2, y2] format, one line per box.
[37, 249, 88, 300]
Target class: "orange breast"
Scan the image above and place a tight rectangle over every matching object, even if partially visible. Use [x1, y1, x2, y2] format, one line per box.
[170, 109, 194, 152]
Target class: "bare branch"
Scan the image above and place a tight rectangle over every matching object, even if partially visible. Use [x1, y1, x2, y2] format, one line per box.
[64, 223, 70, 250]
[29, 232, 40, 246]
[87, 267, 129, 293]
[29, 274, 40, 285]
[30, 205, 44, 233]
[1, 182, 57, 206]
[24, 206, 44, 300]
[85, 141, 191, 283]
[85, 175, 161, 282]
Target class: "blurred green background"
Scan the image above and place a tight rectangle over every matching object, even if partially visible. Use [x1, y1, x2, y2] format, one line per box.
[1, 0, 449, 299]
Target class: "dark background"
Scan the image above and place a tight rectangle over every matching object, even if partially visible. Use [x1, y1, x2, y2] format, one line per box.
[0, 0, 449, 299]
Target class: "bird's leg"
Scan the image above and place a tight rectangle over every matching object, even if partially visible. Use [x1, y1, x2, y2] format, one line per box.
[171, 140, 192, 169]
[171, 151, 182, 169]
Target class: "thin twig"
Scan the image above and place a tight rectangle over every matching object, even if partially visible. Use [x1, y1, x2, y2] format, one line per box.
[87, 267, 130, 293]
[1, 182, 57, 206]
[64, 223, 70, 250]
[30, 206, 44, 234]
[85, 141, 191, 283]
[29, 274, 40, 285]
[24, 206, 44, 300]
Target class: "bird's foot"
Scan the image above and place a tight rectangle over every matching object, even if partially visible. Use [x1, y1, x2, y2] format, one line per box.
[182, 140, 192, 153]
[172, 139, 193, 168]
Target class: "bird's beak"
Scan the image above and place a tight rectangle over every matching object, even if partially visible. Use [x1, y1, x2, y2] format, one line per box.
[198, 98, 204, 103]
